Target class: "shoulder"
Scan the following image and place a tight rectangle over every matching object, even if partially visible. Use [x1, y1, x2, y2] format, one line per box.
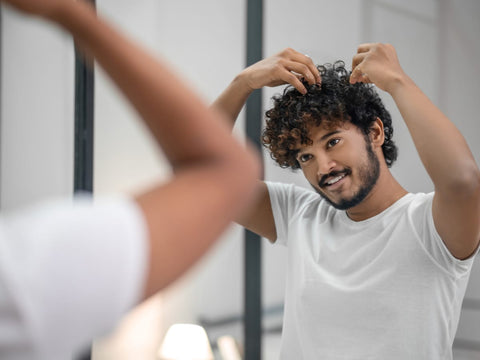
[265, 181, 331, 221]
[387, 192, 435, 231]
[404, 192, 434, 217]
[403, 192, 475, 271]
[265, 181, 322, 205]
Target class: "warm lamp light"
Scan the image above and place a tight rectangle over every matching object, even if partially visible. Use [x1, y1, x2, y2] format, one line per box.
[158, 323, 213, 360]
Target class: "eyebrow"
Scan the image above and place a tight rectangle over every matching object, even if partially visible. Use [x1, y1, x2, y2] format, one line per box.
[319, 130, 342, 143]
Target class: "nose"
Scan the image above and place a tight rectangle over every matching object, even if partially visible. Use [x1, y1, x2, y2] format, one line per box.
[315, 153, 337, 180]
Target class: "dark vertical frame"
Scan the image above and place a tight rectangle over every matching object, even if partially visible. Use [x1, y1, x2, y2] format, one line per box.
[73, 49, 94, 194]
[74, 2, 95, 360]
[244, 0, 263, 359]
[73, 0, 95, 194]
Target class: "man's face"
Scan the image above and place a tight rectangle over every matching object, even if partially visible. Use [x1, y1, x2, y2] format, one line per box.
[295, 122, 380, 210]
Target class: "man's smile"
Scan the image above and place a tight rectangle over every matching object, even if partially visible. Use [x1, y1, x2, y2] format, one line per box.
[320, 169, 352, 189]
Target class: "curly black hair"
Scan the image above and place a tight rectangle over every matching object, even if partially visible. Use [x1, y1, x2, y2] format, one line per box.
[262, 61, 398, 169]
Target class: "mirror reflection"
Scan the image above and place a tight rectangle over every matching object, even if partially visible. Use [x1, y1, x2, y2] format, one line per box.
[94, 1, 480, 359]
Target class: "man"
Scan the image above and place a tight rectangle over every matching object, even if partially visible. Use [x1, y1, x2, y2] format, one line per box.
[213, 46, 480, 358]
[0, 0, 259, 359]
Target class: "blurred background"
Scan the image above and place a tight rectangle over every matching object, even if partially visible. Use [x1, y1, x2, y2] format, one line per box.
[1, 0, 479, 359]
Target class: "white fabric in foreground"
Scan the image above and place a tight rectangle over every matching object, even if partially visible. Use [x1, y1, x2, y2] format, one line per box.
[0, 195, 148, 360]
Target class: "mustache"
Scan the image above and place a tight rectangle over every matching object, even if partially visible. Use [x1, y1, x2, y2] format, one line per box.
[319, 168, 352, 187]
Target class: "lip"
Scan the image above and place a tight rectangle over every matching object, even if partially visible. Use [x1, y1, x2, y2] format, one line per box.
[323, 174, 348, 191]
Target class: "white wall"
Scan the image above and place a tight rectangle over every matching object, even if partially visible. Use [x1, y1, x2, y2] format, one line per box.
[1, 6, 74, 212]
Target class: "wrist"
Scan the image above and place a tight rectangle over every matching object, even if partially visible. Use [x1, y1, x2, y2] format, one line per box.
[233, 69, 256, 94]
[385, 72, 413, 96]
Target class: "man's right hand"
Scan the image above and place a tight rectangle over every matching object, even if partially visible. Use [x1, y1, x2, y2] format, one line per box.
[212, 47, 321, 125]
[239, 47, 321, 95]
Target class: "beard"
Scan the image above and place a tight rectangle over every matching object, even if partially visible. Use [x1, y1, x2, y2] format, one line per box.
[312, 142, 380, 210]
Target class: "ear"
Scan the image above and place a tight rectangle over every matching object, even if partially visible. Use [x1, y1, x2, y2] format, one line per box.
[369, 117, 385, 149]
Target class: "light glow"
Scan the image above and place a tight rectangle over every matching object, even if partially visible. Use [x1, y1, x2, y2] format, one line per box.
[158, 324, 213, 360]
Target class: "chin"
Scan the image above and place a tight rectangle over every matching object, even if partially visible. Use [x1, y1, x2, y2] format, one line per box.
[314, 188, 369, 211]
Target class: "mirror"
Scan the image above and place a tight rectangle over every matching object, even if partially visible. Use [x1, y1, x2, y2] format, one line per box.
[91, 0, 480, 359]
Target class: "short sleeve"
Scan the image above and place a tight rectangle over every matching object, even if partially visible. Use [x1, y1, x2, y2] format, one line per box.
[0, 194, 148, 359]
[409, 192, 476, 277]
[265, 181, 320, 247]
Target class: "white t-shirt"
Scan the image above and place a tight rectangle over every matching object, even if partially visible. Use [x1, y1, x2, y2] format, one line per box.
[0, 195, 148, 360]
[266, 181, 476, 360]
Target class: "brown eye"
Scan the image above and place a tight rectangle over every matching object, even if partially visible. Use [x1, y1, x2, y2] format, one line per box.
[299, 154, 313, 163]
[327, 138, 340, 148]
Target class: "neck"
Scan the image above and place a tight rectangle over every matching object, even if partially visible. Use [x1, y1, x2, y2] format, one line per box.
[346, 166, 407, 222]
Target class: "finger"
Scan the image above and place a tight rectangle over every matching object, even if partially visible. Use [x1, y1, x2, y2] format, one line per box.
[283, 60, 318, 85]
[350, 70, 371, 84]
[282, 71, 307, 94]
[361, 73, 371, 83]
[289, 52, 321, 84]
[356, 43, 376, 54]
[350, 51, 369, 84]
[350, 65, 367, 84]
[351, 53, 367, 73]
[293, 73, 305, 83]
[299, 54, 321, 84]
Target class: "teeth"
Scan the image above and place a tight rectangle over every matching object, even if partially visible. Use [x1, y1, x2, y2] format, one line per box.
[327, 174, 345, 185]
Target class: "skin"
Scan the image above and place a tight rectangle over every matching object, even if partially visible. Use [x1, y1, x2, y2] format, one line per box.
[2, 0, 260, 300]
[213, 45, 480, 260]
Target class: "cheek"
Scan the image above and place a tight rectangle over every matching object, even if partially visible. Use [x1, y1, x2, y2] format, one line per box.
[301, 166, 317, 184]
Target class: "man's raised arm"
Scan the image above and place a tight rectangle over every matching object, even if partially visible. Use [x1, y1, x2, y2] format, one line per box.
[210, 48, 320, 242]
[2, 0, 260, 298]
[351, 43, 480, 259]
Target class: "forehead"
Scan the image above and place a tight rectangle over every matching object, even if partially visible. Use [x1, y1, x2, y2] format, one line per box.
[304, 120, 361, 143]
[306, 121, 353, 138]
